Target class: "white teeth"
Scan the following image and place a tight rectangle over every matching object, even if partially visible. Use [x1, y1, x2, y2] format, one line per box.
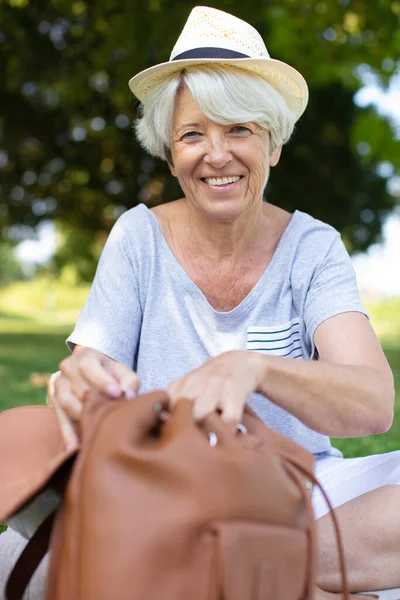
[204, 176, 241, 186]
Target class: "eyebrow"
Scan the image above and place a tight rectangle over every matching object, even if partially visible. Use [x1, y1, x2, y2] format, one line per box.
[176, 122, 202, 134]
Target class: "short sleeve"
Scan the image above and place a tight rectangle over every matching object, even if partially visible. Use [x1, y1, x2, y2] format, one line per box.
[66, 219, 142, 368]
[304, 234, 368, 354]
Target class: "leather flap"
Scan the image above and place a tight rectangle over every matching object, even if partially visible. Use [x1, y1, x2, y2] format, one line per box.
[215, 522, 308, 600]
[243, 406, 315, 474]
[0, 405, 78, 522]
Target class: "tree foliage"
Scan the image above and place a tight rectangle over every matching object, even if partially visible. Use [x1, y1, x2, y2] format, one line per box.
[0, 0, 399, 278]
[0, 242, 24, 287]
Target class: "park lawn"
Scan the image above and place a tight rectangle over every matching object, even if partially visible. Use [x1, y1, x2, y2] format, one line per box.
[332, 296, 400, 456]
[0, 314, 71, 410]
[0, 277, 89, 410]
[332, 340, 400, 456]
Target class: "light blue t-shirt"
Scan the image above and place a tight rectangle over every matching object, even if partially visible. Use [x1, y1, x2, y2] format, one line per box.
[67, 203, 367, 456]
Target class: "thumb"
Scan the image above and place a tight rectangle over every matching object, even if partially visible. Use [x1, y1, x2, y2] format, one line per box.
[54, 401, 79, 452]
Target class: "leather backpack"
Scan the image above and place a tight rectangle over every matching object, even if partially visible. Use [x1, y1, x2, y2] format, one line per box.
[0, 391, 348, 600]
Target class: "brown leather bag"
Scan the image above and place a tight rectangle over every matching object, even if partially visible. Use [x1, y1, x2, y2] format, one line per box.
[0, 391, 348, 600]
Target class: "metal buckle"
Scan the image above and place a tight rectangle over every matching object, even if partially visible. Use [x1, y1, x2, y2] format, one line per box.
[304, 478, 314, 493]
[154, 402, 163, 415]
[235, 423, 247, 435]
[207, 432, 218, 447]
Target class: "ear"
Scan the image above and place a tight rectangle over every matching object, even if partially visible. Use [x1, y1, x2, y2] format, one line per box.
[270, 144, 282, 167]
[168, 162, 177, 177]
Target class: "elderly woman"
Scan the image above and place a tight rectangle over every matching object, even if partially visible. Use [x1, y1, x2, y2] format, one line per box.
[1, 6, 399, 600]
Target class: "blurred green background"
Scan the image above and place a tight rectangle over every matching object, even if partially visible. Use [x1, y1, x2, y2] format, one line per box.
[0, 1, 399, 458]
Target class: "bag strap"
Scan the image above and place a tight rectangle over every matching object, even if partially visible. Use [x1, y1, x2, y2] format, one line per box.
[284, 459, 349, 600]
[310, 470, 349, 598]
[6, 511, 55, 600]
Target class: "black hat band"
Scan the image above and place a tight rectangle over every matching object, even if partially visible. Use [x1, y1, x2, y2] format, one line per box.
[172, 47, 250, 61]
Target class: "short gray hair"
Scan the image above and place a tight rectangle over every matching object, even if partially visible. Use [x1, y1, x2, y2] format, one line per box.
[134, 64, 297, 162]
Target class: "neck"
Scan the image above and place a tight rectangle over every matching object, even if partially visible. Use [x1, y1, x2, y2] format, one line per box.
[181, 200, 272, 263]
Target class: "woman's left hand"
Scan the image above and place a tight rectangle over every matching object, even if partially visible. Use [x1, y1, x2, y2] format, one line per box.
[167, 350, 264, 424]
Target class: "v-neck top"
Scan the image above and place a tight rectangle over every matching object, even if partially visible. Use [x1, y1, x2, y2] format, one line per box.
[67, 203, 367, 456]
[145, 206, 294, 318]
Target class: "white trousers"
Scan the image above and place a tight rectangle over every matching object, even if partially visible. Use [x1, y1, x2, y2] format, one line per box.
[0, 527, 48, 600]
[312, 449, 400, 519]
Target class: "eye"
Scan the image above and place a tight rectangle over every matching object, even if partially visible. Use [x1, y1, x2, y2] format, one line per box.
[230, 125, 252, 135]
[181, 131, 202, 140]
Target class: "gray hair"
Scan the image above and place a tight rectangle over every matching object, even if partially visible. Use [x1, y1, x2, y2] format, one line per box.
[134, 64, 297, 162]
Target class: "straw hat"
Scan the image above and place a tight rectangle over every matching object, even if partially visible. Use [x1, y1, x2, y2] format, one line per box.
[129, 6, 309, 120]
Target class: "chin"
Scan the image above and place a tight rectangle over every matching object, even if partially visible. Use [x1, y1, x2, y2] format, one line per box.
[208, 197, 255, 216]
[203, 198, 252, 222]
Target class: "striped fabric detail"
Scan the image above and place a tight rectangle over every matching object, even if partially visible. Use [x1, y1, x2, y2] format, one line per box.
[247, 320, 303, 359]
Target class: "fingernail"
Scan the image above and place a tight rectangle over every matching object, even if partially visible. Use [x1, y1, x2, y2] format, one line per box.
[125, 390, 136, 400]
[193, 408, 204, 422]
[66, 440, 78, 452]
[106, 384, 122, 398]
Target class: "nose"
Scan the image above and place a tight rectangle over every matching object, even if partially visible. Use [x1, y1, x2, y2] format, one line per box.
[204, 133, 233, 169]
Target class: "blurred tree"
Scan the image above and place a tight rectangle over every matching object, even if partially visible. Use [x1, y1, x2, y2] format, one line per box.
[268, 83, 393, 253]
[0, 243, 24, 287]
[0, 0, 399, 278]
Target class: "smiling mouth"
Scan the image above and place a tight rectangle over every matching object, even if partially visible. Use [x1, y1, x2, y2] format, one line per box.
[201, 176, 243, 187]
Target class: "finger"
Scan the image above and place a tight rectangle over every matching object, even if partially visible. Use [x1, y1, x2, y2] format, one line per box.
[219, 389, 245, 425]
[106, 361, 140, 399]
[168, 372, 223, 418]
[191, 378, 222, 421]
[166, 380, 182, 406]
[59, 355, 80, 379]
[59, 388, 85, 421]
[75, 353, 123, 398]
[69, 377, 95, 405]
[167, 377, 200, 407]
[47, 371, 61, 407]
[54, 375, 83, 421]
[60, 352, 122, 398]
[53, 401, 79, 452]
[59, 356, 91, 399]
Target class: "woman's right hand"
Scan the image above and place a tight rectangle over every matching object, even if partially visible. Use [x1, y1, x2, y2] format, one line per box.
[48, 346, 140, 449]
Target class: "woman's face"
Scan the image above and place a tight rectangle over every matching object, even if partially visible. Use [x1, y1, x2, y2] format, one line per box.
[169, 85, 282, 221]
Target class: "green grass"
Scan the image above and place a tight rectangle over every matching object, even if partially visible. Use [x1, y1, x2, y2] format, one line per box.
[332, 342, 400, 456]
[0, 320, 73, 410]
[0, 277, 89, 410]
[330, 298, 400, 457]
